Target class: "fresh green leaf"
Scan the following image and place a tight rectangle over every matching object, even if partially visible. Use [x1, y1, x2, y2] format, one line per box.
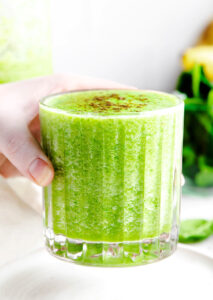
[184, 97, 206, 112]
[183, 164, 199, 180]
[195, 170, 213, 186]
[207, 89, 213, 118]
[194, 156, 213, 186]
[184, 98, 204, 105]
[176, 71, 193, 97]
[192, 64, 202, 98]
[200, 68, 213, 100]
[176, 63, 213, 186]
[195, 113, 212, 134]
[183, 146, 196, 167]
[179, 219, 213, 243]
[198, 155, 213, 171]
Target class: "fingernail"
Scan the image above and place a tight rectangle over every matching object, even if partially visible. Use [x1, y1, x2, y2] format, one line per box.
[29, 158, 53, 186]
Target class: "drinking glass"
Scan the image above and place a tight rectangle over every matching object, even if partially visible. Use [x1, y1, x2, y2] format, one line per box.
[39, 90, 184, 266]
[0, 0, 52, 83]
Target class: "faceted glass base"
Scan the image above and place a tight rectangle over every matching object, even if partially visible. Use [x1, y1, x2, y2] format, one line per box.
[44, 228, 178, 267]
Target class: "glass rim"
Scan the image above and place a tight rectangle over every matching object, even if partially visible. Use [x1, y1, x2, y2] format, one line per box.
[39, 89, 184, 118]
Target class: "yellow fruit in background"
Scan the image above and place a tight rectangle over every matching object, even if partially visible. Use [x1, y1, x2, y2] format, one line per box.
[182, 46, 213, 81]
[197, 20, 213, 46]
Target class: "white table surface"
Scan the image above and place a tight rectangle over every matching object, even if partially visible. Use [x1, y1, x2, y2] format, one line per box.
[0, 177, 213, 268]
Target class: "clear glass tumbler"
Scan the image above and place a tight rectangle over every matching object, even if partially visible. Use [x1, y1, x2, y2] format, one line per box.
[39, 90, 184, 267]
[0, 0, 52, 83]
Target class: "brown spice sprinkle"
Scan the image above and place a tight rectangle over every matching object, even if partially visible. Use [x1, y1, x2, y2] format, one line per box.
[105, 101, 113, 106]
[93, 96, 105, 101]
[83, 93, 148, 112]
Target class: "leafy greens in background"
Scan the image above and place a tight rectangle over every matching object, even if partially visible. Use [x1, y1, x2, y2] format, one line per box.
[177, 64, 213, 187]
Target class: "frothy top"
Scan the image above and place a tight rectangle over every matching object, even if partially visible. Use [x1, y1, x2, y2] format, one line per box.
[42, 90, 180, 115]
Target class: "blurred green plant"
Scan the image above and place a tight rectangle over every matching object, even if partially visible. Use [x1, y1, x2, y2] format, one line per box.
[177, 64, 213, 186]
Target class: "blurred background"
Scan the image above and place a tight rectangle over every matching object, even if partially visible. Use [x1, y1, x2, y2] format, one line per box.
[50, 0, 213, 189]
[52, 0, 213, 90]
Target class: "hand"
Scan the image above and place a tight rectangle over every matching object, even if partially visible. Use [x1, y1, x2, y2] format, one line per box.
[0, 74, 134, 186]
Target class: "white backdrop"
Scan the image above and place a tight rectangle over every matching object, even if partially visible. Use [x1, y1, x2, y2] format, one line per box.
[51, 0, 213, 91]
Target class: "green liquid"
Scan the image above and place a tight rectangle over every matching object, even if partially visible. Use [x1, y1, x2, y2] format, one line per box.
[0, 0, 52, 83]
[40, 90, 184, 266]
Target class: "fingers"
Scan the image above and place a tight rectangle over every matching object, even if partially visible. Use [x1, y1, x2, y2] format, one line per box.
[56, 74, 137, 92]
[0, 121, 54, 186]
[0, 74, 137, 185]
[0, 153, 6, 166]
[28, 115, 41, 143]
[0, 158, 22, 178]
[0, 74, 137, 122]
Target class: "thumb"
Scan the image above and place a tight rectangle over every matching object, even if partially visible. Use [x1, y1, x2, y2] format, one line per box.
[0, 122, 54, 186]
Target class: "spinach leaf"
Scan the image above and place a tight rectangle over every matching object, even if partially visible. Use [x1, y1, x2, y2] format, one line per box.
[184, 97, 206, 112]
[177, 71, 193, 97]
[200, 68, 213, 99]
[207, 89, 213, 117]
[195, 113, 212, 134]
[179, 219, 213, 243]
[195, 156, 213, 186]
[195, 169, 213, 186]
[177, 63, 213, 186]
[182, 146, 196, 167]
[192, 64, 202, 98]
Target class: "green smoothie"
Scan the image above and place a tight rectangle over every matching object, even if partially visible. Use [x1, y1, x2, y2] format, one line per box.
[0, 0, 52, 83]
[40, 90, 184, 266]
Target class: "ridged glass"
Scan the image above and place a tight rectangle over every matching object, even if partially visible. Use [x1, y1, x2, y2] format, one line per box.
[39, 90, 184, 267]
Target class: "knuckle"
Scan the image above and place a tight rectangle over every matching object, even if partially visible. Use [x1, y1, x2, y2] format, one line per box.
[0, 153, 5, 166]
[0, 170, 9, 179]
[6, 136, 20, 156]
[0, 162, 8, 178]
[6, 135, 28, 157]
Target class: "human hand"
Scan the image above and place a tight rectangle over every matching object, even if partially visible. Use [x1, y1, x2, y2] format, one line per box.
[0, 74, 134, 186]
